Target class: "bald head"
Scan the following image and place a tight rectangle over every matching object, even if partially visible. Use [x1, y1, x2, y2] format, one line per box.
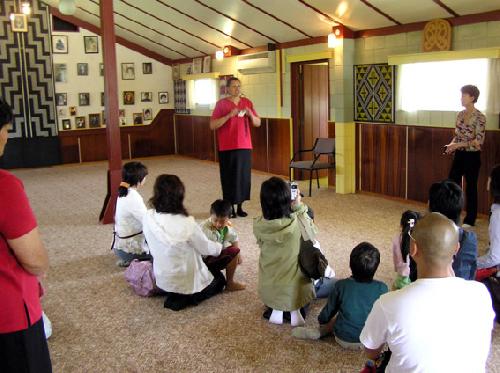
[412, 212, 459, 266]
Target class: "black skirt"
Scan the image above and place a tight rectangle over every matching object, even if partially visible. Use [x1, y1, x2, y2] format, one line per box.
[218, 149, 251, 204]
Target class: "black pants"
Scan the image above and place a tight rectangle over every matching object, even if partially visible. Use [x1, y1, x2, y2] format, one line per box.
[449, 150, 481, 225]
[164, 270, 226, 311]
[0, 317, 52, 373]
[218, 149, 251, 204]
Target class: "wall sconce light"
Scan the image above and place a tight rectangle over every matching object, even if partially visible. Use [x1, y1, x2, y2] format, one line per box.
[21, 2, 31, 15]
[215, 50, 224, 61]
[327, 27, 342, 48]
[222, 45, 240, 57]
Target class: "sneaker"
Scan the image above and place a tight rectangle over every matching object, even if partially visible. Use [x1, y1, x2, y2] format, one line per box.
[462, 223, 473, 229]
[292, 327, 321, 340]
[116, 259, 131, 267]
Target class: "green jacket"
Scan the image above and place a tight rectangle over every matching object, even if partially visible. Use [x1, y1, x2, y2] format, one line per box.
[253, 203, 316, 311]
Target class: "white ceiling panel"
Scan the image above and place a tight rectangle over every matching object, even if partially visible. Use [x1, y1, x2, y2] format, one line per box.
[443, 0, 500, 15]
[369, 0, 450, 25]
[308, 0, 395, 30]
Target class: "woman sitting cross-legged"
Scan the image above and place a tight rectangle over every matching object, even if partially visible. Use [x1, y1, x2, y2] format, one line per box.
[254, 177, 316, 326]
[143, 174, 239, 311]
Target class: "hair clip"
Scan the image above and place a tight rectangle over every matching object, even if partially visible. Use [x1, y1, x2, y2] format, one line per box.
[408, 218, 415, 228]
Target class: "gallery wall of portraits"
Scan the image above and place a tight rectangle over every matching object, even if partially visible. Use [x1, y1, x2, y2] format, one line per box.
[52, 26, 174, 131]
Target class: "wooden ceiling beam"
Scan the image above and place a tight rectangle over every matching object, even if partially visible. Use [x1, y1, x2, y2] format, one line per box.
[359, 0, 401, 25]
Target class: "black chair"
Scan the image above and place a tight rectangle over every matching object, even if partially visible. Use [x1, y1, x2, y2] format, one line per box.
[289, 138, 335, 197]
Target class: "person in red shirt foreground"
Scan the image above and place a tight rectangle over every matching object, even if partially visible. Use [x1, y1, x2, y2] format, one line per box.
[0, 97, 52, 372]
[210, 77, 261, 218]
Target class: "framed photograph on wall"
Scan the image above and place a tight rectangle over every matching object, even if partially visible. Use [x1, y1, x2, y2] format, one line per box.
[77, 63, 88, 76]
[99, 63, 104, 76]
[158, 92, 169, 104]
[62, 119, 71, 130]
[192, 58, 202, 74]
[143, 108, 153, 121]
[123, 91, 135, 105]
[11, 14, 28, 32]
[119, 109, 125, 117]
[69, 106, 77, 116]
[55, 93, 67, 106]
[203, 56, 211, 73]
[141, 92, 152, 102]
[58, 108, 67, 117]
[133, 113, 143, 125]
[121, 63, 135, 80]
[84, 36, 98, 53]
[101, 92, 105, 107]
[120, 117, 127, 126]
[54, 64, 67, 83]
[75, 116, 86, 129]
[79, 92, 90, 106]
[89, 113, 100, 128]
[52, 35, 68, 53]
[142, 62, 152, 74]
[101, 111, 106, 126]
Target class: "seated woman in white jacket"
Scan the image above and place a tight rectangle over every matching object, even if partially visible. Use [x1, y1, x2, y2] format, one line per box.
[113, 161, 150, 267]
[143, 175, 238, 311]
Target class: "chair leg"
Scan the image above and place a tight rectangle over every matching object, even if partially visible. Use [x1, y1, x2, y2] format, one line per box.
[309, 171, 313, 197]
[316, 170, 320, 189]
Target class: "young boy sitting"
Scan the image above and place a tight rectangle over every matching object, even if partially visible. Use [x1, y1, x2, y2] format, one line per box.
[200, 199, 245, 291]
[292, 242, 388, 349]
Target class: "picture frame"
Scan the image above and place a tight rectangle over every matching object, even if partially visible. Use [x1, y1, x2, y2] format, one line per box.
[77, 63, 88, 76]
[119, 117, 127, 126]
[142, 62, 152, 74]
[52, 35, 68, 53]
[69, 106, 77, 116]
[54, 64, 67, 83]
[79, 93, 90, 106]
[119, 109, 126, 117]
[84, 36, 98, 54]
[11, 14, 28, 32]
[99, 63, 104, 77]
[192, 58, 202, 74]
[75, 116, 86, 129]
[133, 113, 143, 125]
[62, 119, 71, 130]
[121, 63, 135, 80]
[88, 113, 101, 128]
[143, 108, 153, 121]
[58, 108, 67, 117]
[101, 110, 106, 126]
[55, 93, 67, 106]
[101, 92, 105, 107]
[203, 56, 211, 73]
[141, 92, 152, 102]
[123, 91, 135, 105]
[158, 92, 169, 104]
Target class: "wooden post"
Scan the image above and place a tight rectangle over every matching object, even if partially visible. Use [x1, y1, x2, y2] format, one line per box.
[99, 0, 122, 224]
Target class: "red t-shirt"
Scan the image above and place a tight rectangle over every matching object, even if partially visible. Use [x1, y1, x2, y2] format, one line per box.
[211, 97, 258, 151]
[0, 170, 42, 333]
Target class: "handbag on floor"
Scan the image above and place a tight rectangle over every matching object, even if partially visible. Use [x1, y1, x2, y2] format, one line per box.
[124, 259, 162, 297]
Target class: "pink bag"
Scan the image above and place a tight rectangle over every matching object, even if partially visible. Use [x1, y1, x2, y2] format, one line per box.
[124, 259, 162, 297]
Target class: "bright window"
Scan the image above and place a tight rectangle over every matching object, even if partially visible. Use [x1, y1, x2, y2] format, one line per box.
[398, 59, 488, 112]
[193, 79, 216, 106]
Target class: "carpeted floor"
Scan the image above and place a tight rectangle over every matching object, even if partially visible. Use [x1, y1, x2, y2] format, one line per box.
[12, 155, 499, 372]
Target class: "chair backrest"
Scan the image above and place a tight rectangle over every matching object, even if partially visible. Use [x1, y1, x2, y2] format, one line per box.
[313, 138, 335, 155]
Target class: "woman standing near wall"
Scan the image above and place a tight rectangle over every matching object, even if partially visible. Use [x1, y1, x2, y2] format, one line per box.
[445, 85, 486, 227]
[210, 77, 261, 218]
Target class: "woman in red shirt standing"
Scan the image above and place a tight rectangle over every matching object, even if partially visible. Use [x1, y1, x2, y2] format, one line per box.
[0, 98, 52, 372]
[210, 77, 261, 217]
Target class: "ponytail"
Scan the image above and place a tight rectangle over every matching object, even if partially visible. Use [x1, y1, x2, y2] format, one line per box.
[118, 182, 130, 197]
[400, 210, 420, 263]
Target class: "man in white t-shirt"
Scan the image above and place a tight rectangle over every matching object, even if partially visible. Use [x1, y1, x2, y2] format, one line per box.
[360, 212, 495, 373]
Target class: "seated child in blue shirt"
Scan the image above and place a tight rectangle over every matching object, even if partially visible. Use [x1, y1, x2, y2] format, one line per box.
[292, 242, 388, 349]
[200, 199, 245, 291]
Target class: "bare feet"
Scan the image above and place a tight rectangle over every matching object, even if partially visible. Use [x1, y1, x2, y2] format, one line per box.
[225, 281, 246, 291]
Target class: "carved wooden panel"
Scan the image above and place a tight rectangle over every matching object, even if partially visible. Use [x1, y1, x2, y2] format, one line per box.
[422, 19, 452, 52]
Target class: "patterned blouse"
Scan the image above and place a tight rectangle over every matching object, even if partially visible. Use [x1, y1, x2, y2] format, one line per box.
[453, 109, 486, 152]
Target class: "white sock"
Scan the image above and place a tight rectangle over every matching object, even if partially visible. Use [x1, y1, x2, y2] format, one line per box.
[291, 309, 305, 326]
[269, 309, 283, 324]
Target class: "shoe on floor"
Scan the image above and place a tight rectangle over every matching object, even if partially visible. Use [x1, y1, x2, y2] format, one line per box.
[292, 327, 321, 340]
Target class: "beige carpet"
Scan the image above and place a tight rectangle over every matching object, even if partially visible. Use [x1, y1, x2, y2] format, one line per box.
[11, 155, 499, 373]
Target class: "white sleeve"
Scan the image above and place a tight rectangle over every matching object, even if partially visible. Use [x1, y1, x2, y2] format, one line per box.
[225, 226, 238, 245]
[189, 224, 223, 257]
[478, 209, 500, 268]
[359, 300, 389, 350]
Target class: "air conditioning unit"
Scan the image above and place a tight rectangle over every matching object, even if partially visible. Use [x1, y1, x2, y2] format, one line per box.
[236, 51, 276, 74]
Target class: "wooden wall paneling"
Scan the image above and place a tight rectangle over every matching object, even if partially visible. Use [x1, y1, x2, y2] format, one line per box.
[251, 119, 268, 173]
[407, 126, 454, 203]
[174, 115, 194, 157]
[477, 131, 500, 214]
[192, 116, 214, 161]
[120, 132, 130, 159]
[360, 123, 406, 198]
[267, 118, 291, 177]
[328, 121, 336, 186]
[79, 134, 108, 162]
[58, 135, 80, 164]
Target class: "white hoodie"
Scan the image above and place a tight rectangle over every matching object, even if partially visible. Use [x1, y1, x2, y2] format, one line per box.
[143, 210, 222, 294]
